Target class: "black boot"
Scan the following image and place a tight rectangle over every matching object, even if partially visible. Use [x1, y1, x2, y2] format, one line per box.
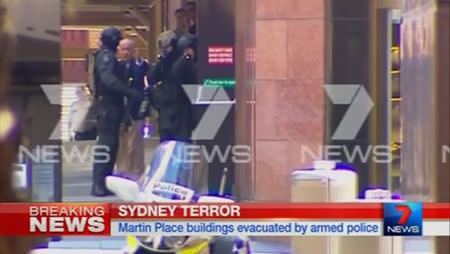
[91, 183, 114, 197]
[91, 168, 114, 197]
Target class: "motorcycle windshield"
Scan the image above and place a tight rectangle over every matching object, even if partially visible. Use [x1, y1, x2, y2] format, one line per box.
[142, 140, 207, 200]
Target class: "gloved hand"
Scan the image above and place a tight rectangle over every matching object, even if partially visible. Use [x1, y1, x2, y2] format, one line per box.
[184, 48, 195, 59]
[157, 53, 170, 64]
[138, 99, 150, 118]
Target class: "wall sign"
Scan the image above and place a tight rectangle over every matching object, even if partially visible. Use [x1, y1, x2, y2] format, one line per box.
[204, 78, 235, 88]
[208, 46, 234, 64]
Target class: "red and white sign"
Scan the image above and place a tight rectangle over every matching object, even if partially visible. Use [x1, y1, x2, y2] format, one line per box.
[109, 203, 449, 220]
[0, 203, 110, 236]
[208, 46, 234, 64]
[0, 203, 448, 236]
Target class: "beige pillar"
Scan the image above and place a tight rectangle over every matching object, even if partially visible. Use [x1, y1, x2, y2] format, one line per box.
[434, 2, 449, 253]
[235, 0, 256, 201]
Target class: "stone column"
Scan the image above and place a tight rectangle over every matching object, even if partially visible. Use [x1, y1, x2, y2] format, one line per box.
[400, 0, 449, 253]
[252, 0, 325, 201]
[400, 0, 443, 201]
[235, 0, 256, 201]
[434, 2, 449, 253]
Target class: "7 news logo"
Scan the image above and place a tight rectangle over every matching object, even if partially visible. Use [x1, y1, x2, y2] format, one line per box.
[383, 203, 423, 236]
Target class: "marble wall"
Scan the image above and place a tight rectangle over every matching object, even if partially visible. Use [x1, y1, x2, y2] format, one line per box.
[252, 0, 326, 201]
[235, 0, 256, 201]
[400, 0, 447, 201]
[435, 3, 449, 253]
[434, 0, 449, 204]
[400, 4, 449, 252]
[235, 0, 449, 206]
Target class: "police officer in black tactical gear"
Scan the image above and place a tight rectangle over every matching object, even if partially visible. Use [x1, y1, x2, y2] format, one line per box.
[148, 30, 198, 143]
[91, 27, 144, 196]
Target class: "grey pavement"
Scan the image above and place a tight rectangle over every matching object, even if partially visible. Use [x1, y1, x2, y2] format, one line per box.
[62, 170, 121, 203]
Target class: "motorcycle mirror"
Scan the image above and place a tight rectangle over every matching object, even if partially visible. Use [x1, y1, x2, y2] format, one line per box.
[106, 176, 140, 202]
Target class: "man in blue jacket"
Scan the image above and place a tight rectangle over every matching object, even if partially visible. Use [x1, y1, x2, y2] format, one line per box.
[115, 38, 150, 179]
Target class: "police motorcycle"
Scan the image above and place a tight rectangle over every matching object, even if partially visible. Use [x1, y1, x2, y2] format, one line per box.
[106, 141, 251, 254]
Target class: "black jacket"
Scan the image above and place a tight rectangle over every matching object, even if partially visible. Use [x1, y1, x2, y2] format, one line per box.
[121, 59, 150, 120]
[94, 47, 141, 103]
[148, 52, 198, 142]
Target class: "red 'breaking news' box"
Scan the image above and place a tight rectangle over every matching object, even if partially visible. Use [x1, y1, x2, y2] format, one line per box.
[0, 203, 448, 236]
[0, 203, 111, 236]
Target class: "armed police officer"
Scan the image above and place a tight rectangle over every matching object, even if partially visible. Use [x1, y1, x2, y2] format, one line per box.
[147, 30, 207, 193]
[148, 30, 198, 143]
[91, 27, 144, 196]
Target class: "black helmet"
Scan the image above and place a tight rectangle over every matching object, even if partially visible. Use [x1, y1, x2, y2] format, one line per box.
[177, 33, 197, 51]
[177, 33, 197, 60]
[100, 27, 122, 50]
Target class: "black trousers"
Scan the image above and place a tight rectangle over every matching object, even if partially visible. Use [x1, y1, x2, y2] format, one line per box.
[92, 99, 124, 191]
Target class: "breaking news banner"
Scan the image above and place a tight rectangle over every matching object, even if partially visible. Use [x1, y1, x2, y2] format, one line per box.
[0, 203, 111, 236]
[0, 203, 448, 237]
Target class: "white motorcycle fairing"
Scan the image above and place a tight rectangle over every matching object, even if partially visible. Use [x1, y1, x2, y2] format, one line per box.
[105, 140, 251, 253]
[105, 176, 140, 202]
